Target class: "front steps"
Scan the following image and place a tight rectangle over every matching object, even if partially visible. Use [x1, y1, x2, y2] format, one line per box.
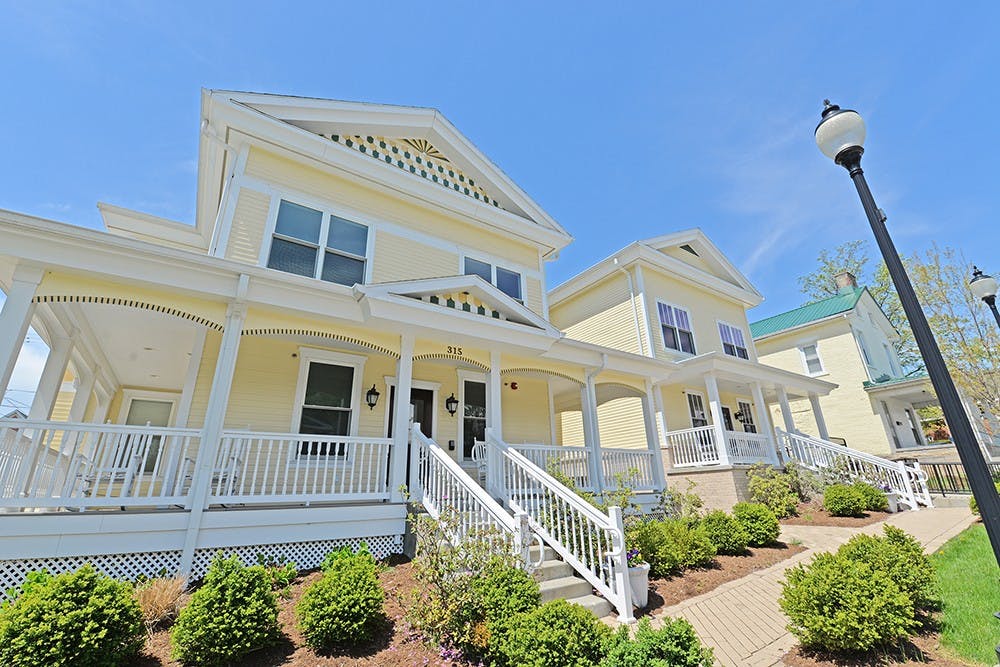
[530, 544, 613, 618]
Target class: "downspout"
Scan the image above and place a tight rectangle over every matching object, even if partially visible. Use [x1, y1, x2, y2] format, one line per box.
[614, 258, 646, 356]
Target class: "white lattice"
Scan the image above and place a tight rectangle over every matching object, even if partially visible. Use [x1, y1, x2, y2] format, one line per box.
[190, 534, 402, 578]
[1, 550, 183, 599]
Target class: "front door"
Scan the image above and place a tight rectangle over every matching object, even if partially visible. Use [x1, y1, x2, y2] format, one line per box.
[721, 407, 735, 432]
[387, 387, 434, 439]
[124, 398, 173, 473]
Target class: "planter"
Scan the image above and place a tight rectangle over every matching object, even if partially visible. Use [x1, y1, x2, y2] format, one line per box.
[628, 562, 650, 608]
[886, 492, 899, 513]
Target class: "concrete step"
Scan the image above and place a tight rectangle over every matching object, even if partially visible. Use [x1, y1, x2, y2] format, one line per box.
[533, 559, 573, 582]
[528, 544, 557, 562]
[566, 593, 613, 618]
[539, 575, 593, 602]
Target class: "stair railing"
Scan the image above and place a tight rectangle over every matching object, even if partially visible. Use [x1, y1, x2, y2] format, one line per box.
[486, 429, 634, 622]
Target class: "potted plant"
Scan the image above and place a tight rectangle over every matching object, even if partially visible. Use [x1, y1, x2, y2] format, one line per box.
[626, 547, 650, 608]
[879, 482, 899, 513]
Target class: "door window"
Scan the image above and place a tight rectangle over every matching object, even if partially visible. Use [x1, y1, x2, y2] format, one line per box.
[737, 400, 757, 433]
[463, 381, 487, 458]
[687, 393, 708, 428]
[124, 399, 173, 473]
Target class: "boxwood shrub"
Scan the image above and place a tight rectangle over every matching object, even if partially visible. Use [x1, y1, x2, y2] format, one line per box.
[852, 482, 889, 512]
[490, 599, 610, 667]
[629, 518, 716, 577]
[838, 526, 938, 612]
[297, 549, 385, 650]
[731, 502, 780, 547]
[0, 566, 145, 667]
[747, 464, 799, 518]
[823, 484, 867, 517]
[601, 617, 714, 666]
[699, 510, 749, 555]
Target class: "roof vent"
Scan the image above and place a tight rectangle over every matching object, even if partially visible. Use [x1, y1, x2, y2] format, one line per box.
[680, 244, 699, 256]
[835, 271, 858, 294]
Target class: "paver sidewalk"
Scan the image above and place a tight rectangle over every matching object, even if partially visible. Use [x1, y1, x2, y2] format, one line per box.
[649, 508, 977, 667]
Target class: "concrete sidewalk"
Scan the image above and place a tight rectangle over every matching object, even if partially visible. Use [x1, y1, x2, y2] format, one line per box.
[650, 508, 977, 667]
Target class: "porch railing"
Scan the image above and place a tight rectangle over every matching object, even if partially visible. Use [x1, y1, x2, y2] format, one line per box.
[509, 444, 593, 491]
[488, 431, 634, 622]
[667, 426, 720, 467]
[777, 429, 932, 509]
[600, 448, 657, 491]
[508, 443, 658, 492]
[0, 419, 199, 509]
[211, 430, 396, 504]
[724, 430, 773, 464]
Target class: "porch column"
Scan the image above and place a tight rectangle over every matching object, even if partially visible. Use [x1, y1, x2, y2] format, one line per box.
[776, 384, 796, 433]
[581, 376, 604, 493]
[389, 333, 414, 503]
[0, 265, 44, 399]
[643, 379, 667, 490]
[488, 350, 503, 440]
[808, 392, 829, 440]
[704, 373, 731, 466]
[179, 299, 247, 576]
[67, 363, 97, 423]
[28, 331, 74, 421]
[751, 381, 780, 465]
[89, 382, 112, 424]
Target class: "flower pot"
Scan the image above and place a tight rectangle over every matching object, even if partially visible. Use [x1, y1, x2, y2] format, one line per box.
[886, 492, 899, 513]
[628, 562, 650, 608]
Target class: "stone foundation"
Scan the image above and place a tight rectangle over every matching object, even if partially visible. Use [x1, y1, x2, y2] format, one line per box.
[665, 466, 752, 512]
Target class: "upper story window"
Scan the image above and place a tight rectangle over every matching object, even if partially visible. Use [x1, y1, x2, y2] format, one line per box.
[657, 302, 695, 354]
[856, 329, 874, 368]
[718, 322, 749, 359]
[800, 343, 825, 375]
[464, 257, 522, 301]
[883, 343, 899, 376]
[267, 199, 369, 287]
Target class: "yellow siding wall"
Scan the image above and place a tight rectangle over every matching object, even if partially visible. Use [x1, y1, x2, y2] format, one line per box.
[656, 383, 759, 432]
[225, 188, 271, 264]
[50, 390, 74, 422]
[501, 377, 553, 445]
[524, 277, 544, 319]
[597, 397, 646, 449]
[550, 274, 643, 355]
[372, 230, 457, 282]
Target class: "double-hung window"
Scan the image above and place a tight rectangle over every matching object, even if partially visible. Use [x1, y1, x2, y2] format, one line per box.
[463, 257, 522, 301]
[267, 199, 369, 287]
[718, 322, 749, 359]
[657, 303, 695, 354]
[297, 361, 357, 457]
[737, 400, 757, 433]
[800, 343, 824, 375]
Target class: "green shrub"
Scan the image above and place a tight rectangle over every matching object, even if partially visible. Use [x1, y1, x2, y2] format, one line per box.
[0, 566, 145, 667]
[699, 511, 749, 555]
[628, 519, 716, 577]
[601, 617, 713, 666]
[780, 552, 917, 651]
[657, 481, 704, 523]
[783, 461, 827, 501]
[297, 549, 384, 650]
[747, 464, 799, 518]
[838, 526, 938, 613]
[852, 482, 889, 512]
[969, 480, 1000, 515]
[731, 502, 780, 547]
[320, 543, 370, 571]
[470, 557, 541, 622]
[491, 599, 610, 667]
[170, 555, 279, 666]
[823, 484, 867, 517]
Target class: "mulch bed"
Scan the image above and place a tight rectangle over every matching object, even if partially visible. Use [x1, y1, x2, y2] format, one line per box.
[636, 542, 807, 618]
[132, 554, 475, 667]
[780, 500, 891, 528]
[782, 630, 973, 666]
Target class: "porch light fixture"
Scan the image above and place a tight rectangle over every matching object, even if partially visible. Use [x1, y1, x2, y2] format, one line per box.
[733, 410, 748, 425]
[970, 266, 1000, 329]
[816, 100, 1000, 563]
[365, 384, 380, 410]
[445, 393, 459, 416]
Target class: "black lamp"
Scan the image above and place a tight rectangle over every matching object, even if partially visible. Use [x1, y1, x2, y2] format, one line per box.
[365, 384, 380, 410]
[445, 393, 459, 416]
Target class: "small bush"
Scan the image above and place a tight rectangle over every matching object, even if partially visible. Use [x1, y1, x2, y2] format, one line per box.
[657, 482, 704, 523]
[256, 554, 297, 595]
[0, 566, 145, 667]
[700, 511, 749, 555]
[297, 549, 385, 650]
[491, 599, 610, 667]
[629, 519, 716, 577]
[170, 555, 279, 666]
[823, 484, 867, 517]
[731, 502, 780, 547]
[783, 461, 827, 501]
[969, 480, 1000, 515]
[838, 526, 938, 613]
[134, 576, 186, 631]
[852, 482, 889, 512]
[471, 557, 541, 622]
[747, 464, 799, 518]
[601, 616, 713, 666]
[780, 552, 917, 651]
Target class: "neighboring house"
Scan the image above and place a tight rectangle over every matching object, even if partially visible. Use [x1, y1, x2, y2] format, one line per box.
[2, 409, 27, 420]
[751, 271, 998, 461]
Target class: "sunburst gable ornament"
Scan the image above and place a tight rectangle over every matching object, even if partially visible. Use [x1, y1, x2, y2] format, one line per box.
[402, 138, 449, 163]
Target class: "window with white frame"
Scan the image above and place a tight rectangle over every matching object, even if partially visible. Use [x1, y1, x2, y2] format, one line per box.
[687, 393, 708, 427]
[267, 199, 369, 287]
[657, 302, 695, 354]
[295, 353, 363, 457]
[883, 343, 899, 376]
[463, 257, 522, 301]
[856, 330, 874, 368]
[718, 322, 749, 359]
[800, 343, 825, 375]
[737, 400, 757, 433]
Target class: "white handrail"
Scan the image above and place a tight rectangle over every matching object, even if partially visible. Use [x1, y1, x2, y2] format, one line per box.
[723, 430, 772, 464]
[665, 425, 720, 467]
[777, 429, 931, 510]
[488, 430, 634, 622]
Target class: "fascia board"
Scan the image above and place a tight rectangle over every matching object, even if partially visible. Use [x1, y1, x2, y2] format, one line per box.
[670, 351, 837, 395]
[211, 99, 572, 253]
[857, 289, 900, 341]
[863, 377, 931, 395]
[751, 312, 850, 343]
[196, 90, 228, 233]
[640, 228, 761, 298]
[97, 203, 210, 249]
[635, 246, 763, 306]
[548, 244, 643, 304]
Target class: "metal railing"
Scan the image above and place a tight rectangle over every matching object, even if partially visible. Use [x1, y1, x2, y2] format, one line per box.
[666, 426, 720, 467]
[488, 431, 634, 622]
[778, 429, 932, 509]
[923, 461, 1000, 496]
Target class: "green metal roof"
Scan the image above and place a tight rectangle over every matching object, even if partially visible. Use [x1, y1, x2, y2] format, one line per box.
[863, 370, 929, 389]
[750, 287, 865, 339]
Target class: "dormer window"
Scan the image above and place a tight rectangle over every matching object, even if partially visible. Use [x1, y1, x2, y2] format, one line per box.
[463, 257, 522, 301]
[267, 199, 369, 287]
[719, 322, 749, 359]
[657, 302, 695, 354]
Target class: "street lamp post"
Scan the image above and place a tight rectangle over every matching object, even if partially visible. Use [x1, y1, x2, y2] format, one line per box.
[970, 267, 1000, 330]
[815, 100, 1000, 564]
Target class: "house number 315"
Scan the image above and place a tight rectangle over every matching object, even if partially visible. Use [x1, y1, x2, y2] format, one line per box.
[447, 345, 464, 356]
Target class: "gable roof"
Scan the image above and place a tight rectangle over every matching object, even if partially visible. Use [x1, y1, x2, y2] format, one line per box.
[750, 287, 864, 339]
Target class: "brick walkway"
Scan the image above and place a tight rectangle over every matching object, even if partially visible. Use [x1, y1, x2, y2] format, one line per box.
[649, 508, 977, 667]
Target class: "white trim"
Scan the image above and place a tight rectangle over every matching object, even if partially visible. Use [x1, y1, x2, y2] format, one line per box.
[291, 348, 368, 460]
[116, 389, 180, 426]
[174, 329, 207, 429]
[381, 376, 440, 442]
[212, 143, 250, 257]
[798, 341, 827, 377]
[633, 265, 654, 358]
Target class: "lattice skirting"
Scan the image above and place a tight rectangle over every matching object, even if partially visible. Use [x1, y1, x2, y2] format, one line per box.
[1, 534, 402, 598]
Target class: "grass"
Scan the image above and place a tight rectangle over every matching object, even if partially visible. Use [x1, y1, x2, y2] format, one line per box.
[931, 525, 1000, 665]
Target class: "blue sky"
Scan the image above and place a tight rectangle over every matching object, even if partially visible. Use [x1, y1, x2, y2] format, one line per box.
[2, 2, 998, 408]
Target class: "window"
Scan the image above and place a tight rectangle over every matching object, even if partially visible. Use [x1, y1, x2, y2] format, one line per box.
[463, 257, 522, 301]
[687, 393, 708, 428]
[297, 360, 358, 456]
[737, 400, 757, 433]
[800, 344, 824, 375]
[657, 303, 695, 354]
[883, 343, 899, 376]
[718, 322, 749, 359]
[123, 398, 174, 473]
[463, 380, 487, 458]
[267, 199, 369, 287]
[856, 330, 874, 367]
